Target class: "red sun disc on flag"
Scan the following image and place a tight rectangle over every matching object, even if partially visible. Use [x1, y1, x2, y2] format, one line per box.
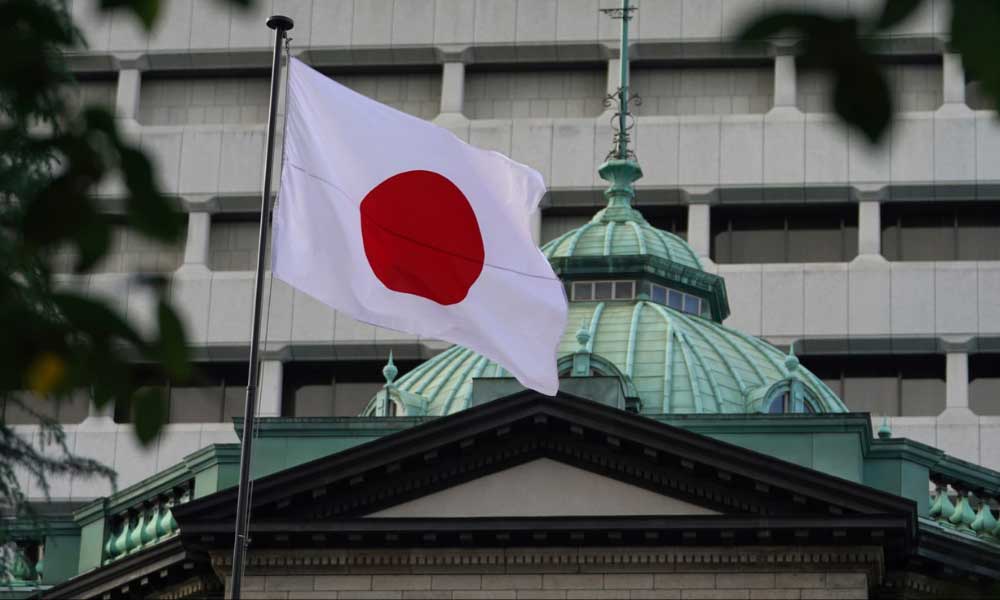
[360, 170, 485, 306]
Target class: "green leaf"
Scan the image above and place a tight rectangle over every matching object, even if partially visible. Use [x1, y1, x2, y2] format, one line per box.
[876, 0, 925, 30]
[950, 0, 1000, 115]
[51, 293, 146, 348]
[99, 0, 161, 31]
[156, 301, 191, 381]
[739, 11, 892, 144]
[831, 58, 893, 144]
[131, 387, 168, 444]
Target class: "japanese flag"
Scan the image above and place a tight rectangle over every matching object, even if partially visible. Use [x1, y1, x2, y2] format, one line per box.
[272, 59, 568, 395]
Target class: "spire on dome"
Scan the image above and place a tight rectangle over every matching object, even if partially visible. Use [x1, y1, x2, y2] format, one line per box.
[596, 0, 644, 223]
[382, 350, 398, 386]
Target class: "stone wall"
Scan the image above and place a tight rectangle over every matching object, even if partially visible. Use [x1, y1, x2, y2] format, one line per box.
[219, 546, 877, 600]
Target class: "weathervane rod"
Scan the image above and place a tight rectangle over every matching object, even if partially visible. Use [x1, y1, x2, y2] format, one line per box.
[617, 0, 631, 160]
[230, 14, 293, 600]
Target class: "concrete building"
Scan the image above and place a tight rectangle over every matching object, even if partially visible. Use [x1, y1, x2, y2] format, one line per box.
[3, 1, 1000, 598]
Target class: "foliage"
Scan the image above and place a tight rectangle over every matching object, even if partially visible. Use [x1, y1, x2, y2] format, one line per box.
[739, 0, 1000, 143]
[0, 0, 248, 548]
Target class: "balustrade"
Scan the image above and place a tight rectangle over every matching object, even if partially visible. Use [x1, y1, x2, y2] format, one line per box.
[102, 482, 191, 564]
[928, 477, 1000, 540]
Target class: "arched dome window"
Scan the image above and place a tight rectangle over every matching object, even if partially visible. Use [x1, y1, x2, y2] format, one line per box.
[765, 383, 818, 414]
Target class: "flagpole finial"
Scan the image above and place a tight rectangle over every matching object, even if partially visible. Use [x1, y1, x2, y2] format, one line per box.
[267, 15, 295, 32]
[596, 0, 643, 223]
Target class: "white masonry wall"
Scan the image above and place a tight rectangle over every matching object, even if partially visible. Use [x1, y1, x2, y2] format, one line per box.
[12, 0, 995, 500]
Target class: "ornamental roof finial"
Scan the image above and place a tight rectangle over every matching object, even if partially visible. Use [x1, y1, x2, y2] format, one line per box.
[596, 0, 644, 223]
[784, 342, 800, 374]
[382, 350, 398, 385]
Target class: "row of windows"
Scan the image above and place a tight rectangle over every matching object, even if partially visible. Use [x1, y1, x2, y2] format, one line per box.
[2, 355, 996, 424]
[109, 56, 973, 127]
[46, 202, 1000, 275]
[543, 202, 1000, 265]
[569, 280, 703, 316]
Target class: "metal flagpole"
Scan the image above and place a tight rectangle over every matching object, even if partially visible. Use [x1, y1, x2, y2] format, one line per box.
[230, 14, 293, 600]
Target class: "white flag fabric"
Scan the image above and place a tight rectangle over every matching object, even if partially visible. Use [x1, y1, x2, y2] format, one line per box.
[272, 58, 568, 395]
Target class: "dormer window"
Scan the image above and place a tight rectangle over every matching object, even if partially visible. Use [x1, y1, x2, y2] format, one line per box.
[571, 280, 704, 316]
[649, 283, 702, 316]
[766, 388, 816, 414]
[572, 280, 635, 301]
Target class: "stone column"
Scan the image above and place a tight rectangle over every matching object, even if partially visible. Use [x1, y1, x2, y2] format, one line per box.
[938, 350, 979, 463]
[687, 203, 711, 260]
[440, 61, 465, 115]
[257, 360, 283, 418]
[773, 49, 797, 108]
[942, 52, 965, 105]
[181, 211, 212, 270]
[115, 68, 142, 122]
[857, 200, 881, 257]
[946, 352, 970, 411]
[606, 58, 622, 97]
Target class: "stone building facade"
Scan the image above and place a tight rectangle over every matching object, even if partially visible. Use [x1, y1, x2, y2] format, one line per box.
[5, 1, 1000, 599]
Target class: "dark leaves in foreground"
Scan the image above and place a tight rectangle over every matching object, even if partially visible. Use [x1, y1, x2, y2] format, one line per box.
[739, 0, 1000, 144]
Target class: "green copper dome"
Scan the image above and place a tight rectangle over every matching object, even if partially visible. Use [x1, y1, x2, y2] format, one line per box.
[542, 161, 700, 271]
[541, 211, 701, 270]
[367, 300, 846, 417]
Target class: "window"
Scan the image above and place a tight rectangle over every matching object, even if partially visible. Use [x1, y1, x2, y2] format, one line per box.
[712, 204, 858, 263]
[1, 390, 89, 425]
[970, 354, 1000, 416]
[631, 63, 774, 116]
[799, 354, 945, 416]
[51, 222, 185, 274]
[282, 360, 419, 417]
[799, 61, 942, 113]
[649, 283, 702, 316]
[115, 363, 247, 424]
[571, 280, 635, 302]
[464, 66, 606, 120]
[766, 389, 816, 414]
[882, 202, 1000, 261]
[209, 215, 270, 271]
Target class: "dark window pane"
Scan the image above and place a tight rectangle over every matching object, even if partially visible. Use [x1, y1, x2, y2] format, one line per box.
[594, 281, 614, 300]
[573, 282, 592, 300]
[970, 378, 1000, 416]
[294, 385, 335, 417]
[651, 285, 666, 304]
[787, 211, 845, 262]
[900, 379, 945, 416]
[900, 212, 955, 260]
[970, 354, 1000, 416]
[170, 386, 224, 423]
[683, 295, 700, 315]
[843, 377, 898, 415]
[957, 206, 1000, 260]
[614, 281, 634, 299]
[712, 205, 856, 264]
[334, 383, 383, 416]
[799, 354, 945, 416]
[730, 222, 784, 263]
[668, 290, 683, 310]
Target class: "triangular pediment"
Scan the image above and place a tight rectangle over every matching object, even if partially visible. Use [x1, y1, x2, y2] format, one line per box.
[365, 458, 721, 518]
[175, 391, 916, 531]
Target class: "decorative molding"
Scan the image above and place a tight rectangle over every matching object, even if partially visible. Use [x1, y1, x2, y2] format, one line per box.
[207, 545, 884, 581]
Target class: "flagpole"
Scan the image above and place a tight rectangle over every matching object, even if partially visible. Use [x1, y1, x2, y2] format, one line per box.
[230, 14, 293, 600]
